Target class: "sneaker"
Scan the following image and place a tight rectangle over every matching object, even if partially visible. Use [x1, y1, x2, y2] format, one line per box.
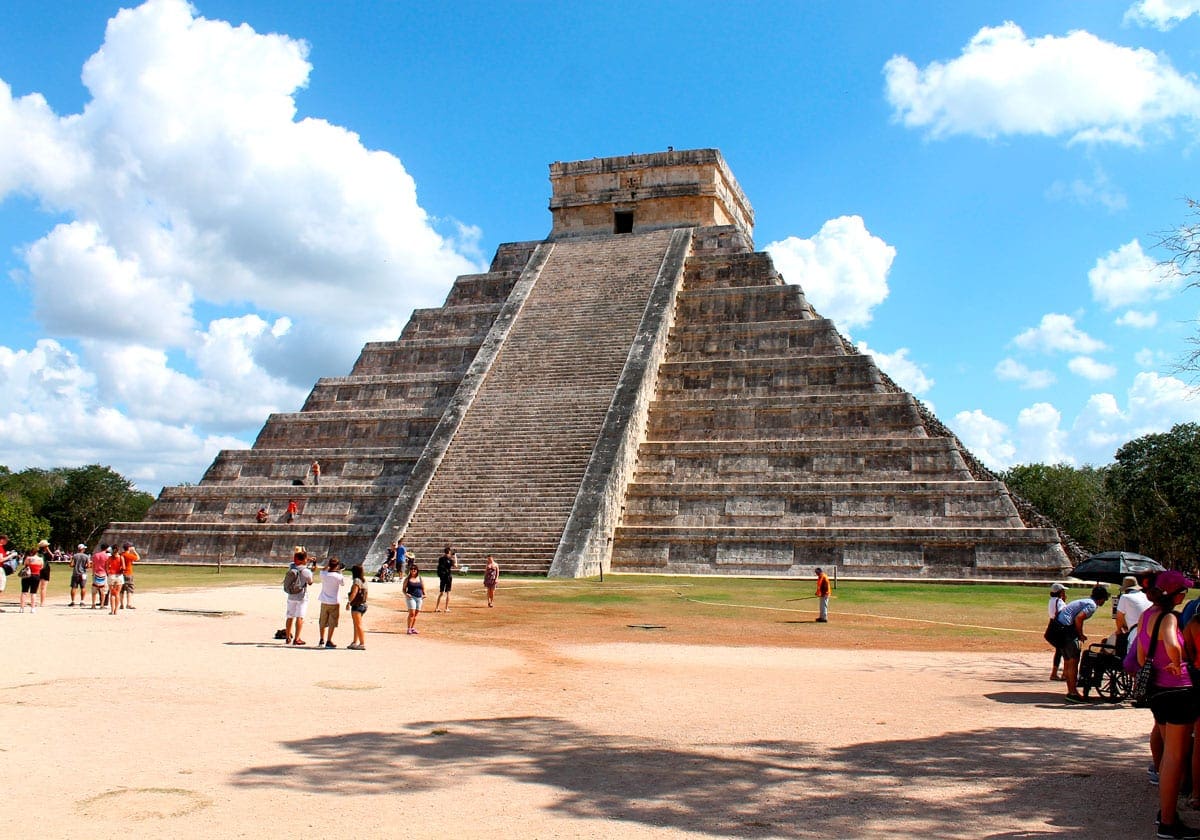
[410, 629, 419, 634]
[1157, 818, 1200, 838]
[1150, 764, 1161, 785]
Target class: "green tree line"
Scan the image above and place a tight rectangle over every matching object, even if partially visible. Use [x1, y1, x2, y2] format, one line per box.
[0, 464, 154, 551]
[1002, 423, 1200, 571]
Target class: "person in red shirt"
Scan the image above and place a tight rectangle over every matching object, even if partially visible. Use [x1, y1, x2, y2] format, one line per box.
[106, 547, 125, 615]
[120, 543, 139, 609]
[286, 499, 299, 523]
[815, 568, 832, 623]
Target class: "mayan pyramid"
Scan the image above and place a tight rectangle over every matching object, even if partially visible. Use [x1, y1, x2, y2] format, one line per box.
[105, 149, 1074, 578]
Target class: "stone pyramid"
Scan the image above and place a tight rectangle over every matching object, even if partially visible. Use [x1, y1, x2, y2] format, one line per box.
[105, 149, 1074, 578]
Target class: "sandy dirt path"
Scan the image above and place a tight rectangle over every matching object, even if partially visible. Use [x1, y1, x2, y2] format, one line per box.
[0, 582, 1162, 838]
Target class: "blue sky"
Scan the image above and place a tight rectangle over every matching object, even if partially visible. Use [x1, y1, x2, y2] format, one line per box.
[1, 0, 1199, 490]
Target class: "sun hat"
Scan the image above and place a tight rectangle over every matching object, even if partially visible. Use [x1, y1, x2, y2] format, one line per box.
[37, 539, 49, 547]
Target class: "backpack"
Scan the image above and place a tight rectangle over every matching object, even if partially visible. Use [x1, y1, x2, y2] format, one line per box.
[282, 566, 306, 595]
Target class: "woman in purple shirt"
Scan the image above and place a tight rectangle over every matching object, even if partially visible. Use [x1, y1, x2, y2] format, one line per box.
[1137, 570, 1200, 839]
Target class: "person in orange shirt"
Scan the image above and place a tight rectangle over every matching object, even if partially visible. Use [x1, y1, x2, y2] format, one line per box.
[106, 547, 125, 615]
[815, 567, 831, 623]
[120, 543, 139, 609]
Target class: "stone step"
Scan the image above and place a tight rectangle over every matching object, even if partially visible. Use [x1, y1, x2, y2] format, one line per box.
[622, 480, 1022, 528]
[675, 284, 813, 324]
[682, 252, 783, 290]
[631, 437, 972, 481]
[667, 318, 850, 360]
[655, 354, 883, 397]
[645, 393, 923, 439]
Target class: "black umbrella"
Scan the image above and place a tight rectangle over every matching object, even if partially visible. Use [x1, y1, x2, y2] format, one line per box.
[1069, 551, 1165, 584]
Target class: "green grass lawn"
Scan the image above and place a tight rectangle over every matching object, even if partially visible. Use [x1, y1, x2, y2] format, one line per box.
[8, 565, 1106, 650]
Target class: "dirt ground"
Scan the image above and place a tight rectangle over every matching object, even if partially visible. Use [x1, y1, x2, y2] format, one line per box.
[0, 579, 1168, 838]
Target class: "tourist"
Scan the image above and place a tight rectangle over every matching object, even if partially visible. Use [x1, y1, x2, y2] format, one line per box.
[256, 506, 268, 523]
[69, 544, 90, 607]
[435, 546, 457, 613]
[814, 567, 831, 623]
[120, 543, 139, 609]
[36, 539, 52, 607]
[18, 547, 42, 613]
[396, 539, 408, 573]
[1115, 575, 1151, 656]
[347, 564, 368, 650]
[0, 534, 8, 599]
[402, 563, 425, 635]
[286, 499, 299, 523]
[1045, 583, 1067, 680]
[310, 460, 320, 486]
[1053, 583, 1110, 702]
[317, 558, 345, 649]
[1135, 570, 1199, 839]
[283, 549, 314, 645]
[483, 555, 499, 607]
[90, 545, 109, 608]
[106, 545, 125, 615]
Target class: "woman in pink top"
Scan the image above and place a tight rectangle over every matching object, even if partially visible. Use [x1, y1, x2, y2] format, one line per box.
[1137, 570, 1200, 839]
[19, 548, 43, 612]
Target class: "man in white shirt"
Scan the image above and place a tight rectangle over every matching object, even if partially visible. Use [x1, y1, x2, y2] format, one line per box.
[317, 558, 346, 649]
[1115, 574, 1152, 655]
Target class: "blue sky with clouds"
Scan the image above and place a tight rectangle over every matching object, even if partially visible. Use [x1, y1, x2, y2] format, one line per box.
[1, 0, 1199, 490]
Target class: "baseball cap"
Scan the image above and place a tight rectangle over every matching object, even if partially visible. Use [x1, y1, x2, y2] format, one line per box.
[77, 544, 86, 550]
[1156, 569, 1195, 594]
[1050, 583, 1066, 594]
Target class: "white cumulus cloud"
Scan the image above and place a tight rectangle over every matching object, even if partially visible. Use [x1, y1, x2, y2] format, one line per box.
[1016, 403, 1071, 465]
[995, 357, 1056, 389]
[1068, 356, 1118, 381]
[1012, 313, 1106, 354]
[1126, 0, 1200, 30]
[1089, 239, 1180, 309]
[1116, 310, 1159, 328]
[0, 0, 485, 487]
[952, 409, 1017, 469]
[884, 21, 1200, 145]
[765, 216, 895, 330]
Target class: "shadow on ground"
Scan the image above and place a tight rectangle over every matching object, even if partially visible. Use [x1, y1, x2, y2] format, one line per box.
[235, 717, 1142, 837]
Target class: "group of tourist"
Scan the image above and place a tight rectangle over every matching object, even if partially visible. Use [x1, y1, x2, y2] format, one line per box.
[0, 534, 137, 615]
[281, 547, 368, 649]
[1047, 570, 1200, 838]
[281, 540, 503, 642]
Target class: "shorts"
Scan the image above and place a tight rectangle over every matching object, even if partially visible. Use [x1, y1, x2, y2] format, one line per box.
[110, 574, 125, 587]
[39, 565, 50, 581]
[439, 576, 452, 593]
[21, 576, 40, 594]
[93, 577, 108, 589]
[319, 602, 340, 629]
[1056, 633, 1082, 662]
[405, 595, 423, 612]
[71, 572, 86, 588]
[285, 598, 307, 619]
[1151, 687, 1200, 726]
[351, 604, 368, 615]
[122, 576, 134, 593]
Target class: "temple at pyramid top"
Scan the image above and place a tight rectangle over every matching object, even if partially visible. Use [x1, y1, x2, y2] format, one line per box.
[548, 149, 755, 242]
[103, 148, 1079, 579]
